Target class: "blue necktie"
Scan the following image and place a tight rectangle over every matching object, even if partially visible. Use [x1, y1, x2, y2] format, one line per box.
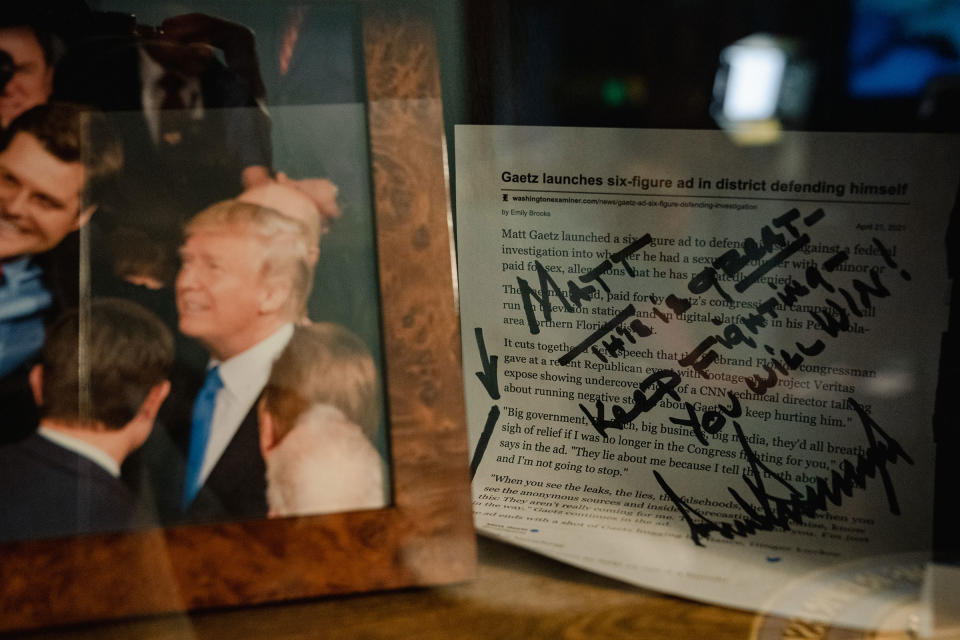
[182, 366, 223, 509]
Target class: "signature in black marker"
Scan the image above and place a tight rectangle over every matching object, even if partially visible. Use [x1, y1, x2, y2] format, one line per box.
[653, 397, 913, 546]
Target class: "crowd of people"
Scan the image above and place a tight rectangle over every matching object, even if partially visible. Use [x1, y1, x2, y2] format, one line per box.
[0, 6, 387, 542]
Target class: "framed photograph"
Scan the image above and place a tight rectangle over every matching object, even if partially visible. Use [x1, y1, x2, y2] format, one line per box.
[0, 0, 474, 631]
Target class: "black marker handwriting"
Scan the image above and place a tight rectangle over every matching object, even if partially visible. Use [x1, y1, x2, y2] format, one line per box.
[679, 243, 903, 383]
[557, 304, 640, 365]
[474, 327, 501, 400]
[470, 405, 501, 479]
[516, 234, 651, 334]
[517, 262, 592, 335]
[558, 293, 692, 366]
[873, 237, 911, 281]
[558, 209, 832, 371]
[686, 208, 824, 302]
[679, 260, 838, 378]
[743, 257, 905, 396]
[573, 235, 907, 438]
[686, 209, 824, 328]
[654, 398, 913, 546]
[733, 209, 824, 293]
[579, 369, 682, 438]
[668, 391, 742, 446]
[560, 228, 910, 445]
[807, 267, 891, 337]
[743, 339, 826, 395]
[734, 235, 810, 292]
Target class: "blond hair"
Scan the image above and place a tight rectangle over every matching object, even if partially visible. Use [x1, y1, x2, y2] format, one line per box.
[185, 199, 312, 316]
[262, 323, 379, 443]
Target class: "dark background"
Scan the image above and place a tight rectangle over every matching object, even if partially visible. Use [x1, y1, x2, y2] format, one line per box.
[432, 0, 960, 563]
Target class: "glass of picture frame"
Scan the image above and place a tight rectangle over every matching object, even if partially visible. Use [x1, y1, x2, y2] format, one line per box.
[0, 0, 474, 631]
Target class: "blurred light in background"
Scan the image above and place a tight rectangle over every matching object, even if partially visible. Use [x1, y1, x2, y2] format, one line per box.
[599, 76, 648, 108]
[711, 34, 814, 145]
[720, 40, 786, 121]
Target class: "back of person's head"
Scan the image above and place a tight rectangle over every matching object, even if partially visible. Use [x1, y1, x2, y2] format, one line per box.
[39, 298, 174, 430]
[0, 102, 122, 205]
[185, 199, 312, 317]
[262, 323, 379, 444]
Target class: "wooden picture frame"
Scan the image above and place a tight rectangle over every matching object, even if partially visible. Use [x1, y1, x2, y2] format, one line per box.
[0, 2, 474, 631]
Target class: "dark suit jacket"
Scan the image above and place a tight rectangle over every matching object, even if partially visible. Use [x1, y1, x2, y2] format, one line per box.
[128, 362, 267, 526]
[0, 434, 148, 542]
[0, 235, 85, 445]
[54, 35, 271, 242]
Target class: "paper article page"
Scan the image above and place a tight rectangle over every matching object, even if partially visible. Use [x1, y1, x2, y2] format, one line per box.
[455, 125, 959, 629]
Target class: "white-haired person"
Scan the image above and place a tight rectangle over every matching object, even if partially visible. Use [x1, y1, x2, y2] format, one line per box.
[258, 322, 387, 517]
[141, 199, 312, 524]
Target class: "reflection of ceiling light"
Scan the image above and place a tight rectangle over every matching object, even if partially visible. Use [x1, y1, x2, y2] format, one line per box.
[722, 42, 787, 121]
[711, 34, 815, 145]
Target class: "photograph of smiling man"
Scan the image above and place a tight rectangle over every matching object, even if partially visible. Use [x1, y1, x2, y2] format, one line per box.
[0, 2, 393, 538]
[0, 103, 122, 444]
[134, 200, 311, 524]
[0, 5, 473, 628]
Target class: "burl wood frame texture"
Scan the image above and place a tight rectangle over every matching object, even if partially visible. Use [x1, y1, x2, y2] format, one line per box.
[0, 6, 475, 632]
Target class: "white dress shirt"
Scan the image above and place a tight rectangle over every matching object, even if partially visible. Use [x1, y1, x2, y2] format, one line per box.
[38, 427, 121, 477]
[199, 323, 294, 484]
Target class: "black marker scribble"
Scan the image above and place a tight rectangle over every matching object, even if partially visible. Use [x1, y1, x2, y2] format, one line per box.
[557, 293, 691, 366]
[556, 209, 826, 370]
[470, 405, 501, 479]
[474, 327, 501, 400]
[690, 207, 824, 300]
[680, 246, 900, 388]
[558, 304, 639, 366]
[735, 235, 810, 292]
[669, 391, 742, 446]
[653, 398, 913, 546]
[741, 263, 897, 396]
[496, 197, 918, 552]
[579, 369, 683, 438]
[516, 234, 651, 334]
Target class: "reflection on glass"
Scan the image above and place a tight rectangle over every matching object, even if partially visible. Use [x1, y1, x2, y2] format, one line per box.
[0, 2, 391, 543]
